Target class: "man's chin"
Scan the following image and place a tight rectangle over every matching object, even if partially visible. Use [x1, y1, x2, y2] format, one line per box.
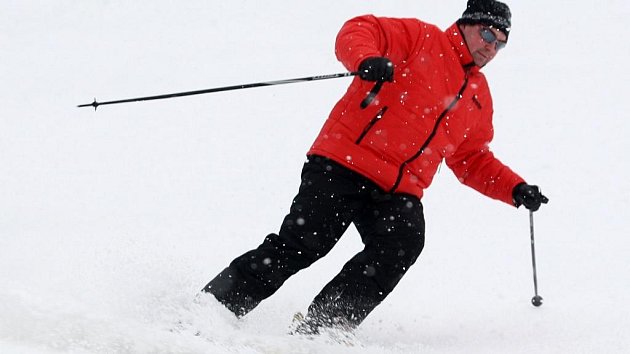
[473, 55, 491, 68]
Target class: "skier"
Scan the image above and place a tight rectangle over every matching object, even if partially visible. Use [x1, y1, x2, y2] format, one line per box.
[202, 0, 548, 334]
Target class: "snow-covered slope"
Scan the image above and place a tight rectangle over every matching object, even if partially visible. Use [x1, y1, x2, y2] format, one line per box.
[1, 1, 629, 353]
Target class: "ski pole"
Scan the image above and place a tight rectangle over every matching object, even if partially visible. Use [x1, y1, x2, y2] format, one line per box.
[360, 80, 385, 109]
[529, 209, 543, 307]
[77, 72, 358, 110]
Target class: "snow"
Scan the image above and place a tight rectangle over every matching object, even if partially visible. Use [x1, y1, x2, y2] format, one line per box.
[1, 0, 629, 353]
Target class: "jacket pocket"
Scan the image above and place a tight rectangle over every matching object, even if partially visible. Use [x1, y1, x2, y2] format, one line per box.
[355, 106, 388, 144]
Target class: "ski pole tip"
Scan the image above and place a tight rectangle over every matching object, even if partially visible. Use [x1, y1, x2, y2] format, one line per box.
[77, 98, 99, 111]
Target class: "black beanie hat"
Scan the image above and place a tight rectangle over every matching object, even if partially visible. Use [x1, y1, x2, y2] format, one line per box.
[457, 0, 511, 39]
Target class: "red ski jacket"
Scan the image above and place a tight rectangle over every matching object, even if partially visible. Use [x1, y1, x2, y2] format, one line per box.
[308, 15, 524, 205]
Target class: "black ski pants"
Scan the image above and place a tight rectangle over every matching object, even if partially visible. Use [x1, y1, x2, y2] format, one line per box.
[203, 155, 425, 328]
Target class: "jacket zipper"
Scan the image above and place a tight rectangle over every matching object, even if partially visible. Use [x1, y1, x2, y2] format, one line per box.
[389, 78, 469, 193]
[355, 106, 389, 144]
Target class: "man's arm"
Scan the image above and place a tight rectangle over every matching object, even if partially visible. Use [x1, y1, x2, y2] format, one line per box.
[335, 15, 427, 72]
[445, 123, 525, 206]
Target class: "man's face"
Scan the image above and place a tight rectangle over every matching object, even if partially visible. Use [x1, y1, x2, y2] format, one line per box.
[461, 24, 507, 67]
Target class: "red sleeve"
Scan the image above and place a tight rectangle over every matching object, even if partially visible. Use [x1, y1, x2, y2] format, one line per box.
[335, 15, 428, 71]
[446, 118, 525, 206]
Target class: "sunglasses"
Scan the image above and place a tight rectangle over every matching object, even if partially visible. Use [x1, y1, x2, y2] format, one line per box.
[479, 27, 507, 50]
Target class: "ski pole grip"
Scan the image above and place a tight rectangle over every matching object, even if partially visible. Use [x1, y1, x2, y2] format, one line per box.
[540, 188, 549, 205]
[360, 81, 384, 109]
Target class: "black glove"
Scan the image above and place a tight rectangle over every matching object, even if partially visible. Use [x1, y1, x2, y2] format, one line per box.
[512, 183, 549, 211]
[358, 57, 394, 82]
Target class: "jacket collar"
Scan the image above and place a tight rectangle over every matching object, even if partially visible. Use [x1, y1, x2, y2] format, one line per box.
[445, 23, 478, 72]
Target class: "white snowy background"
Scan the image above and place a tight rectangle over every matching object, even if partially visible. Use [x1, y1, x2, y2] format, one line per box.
[1, 0, 629, 353]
